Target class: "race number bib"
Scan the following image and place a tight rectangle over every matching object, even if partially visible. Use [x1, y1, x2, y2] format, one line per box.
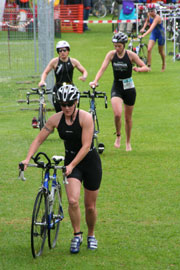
[122, 77, 135, 90]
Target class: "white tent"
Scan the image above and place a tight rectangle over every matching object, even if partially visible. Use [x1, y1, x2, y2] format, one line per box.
[0, 0, 6, 30]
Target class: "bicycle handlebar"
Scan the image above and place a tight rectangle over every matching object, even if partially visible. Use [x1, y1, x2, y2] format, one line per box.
[26, 87, 52, 104]
[19, 152, 67, 183]
[79, 89, 108, 109]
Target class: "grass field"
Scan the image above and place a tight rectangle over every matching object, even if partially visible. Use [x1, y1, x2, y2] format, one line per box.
[0, 21, 180, 270]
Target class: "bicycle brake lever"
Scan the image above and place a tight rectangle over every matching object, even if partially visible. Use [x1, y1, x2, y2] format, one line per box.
[18, 163, 26, 181]
[62, 166, 68, 184]
[63, 176, 69, 185]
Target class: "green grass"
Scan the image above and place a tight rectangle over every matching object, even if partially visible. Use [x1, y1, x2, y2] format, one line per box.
[0, 22, 180, 270]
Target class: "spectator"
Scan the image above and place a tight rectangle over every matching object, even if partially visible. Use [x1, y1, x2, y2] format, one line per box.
[16, 0, 30, 32]
[119, 0, 137, 36]
[83, 0, 91, 31]
[16, 0, 29, 9]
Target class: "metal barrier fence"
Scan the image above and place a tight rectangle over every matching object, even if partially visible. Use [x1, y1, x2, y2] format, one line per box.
[0, 0, 54, 87]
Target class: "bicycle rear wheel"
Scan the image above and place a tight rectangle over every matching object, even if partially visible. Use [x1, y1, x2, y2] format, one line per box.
[139, 44, 148, 64]
[31, 190, 48, 258]
[48, 186, 64, 249]
[92, 2, 107, 18]
[92, 113, 105, 154]
[39, 104, 46, 130]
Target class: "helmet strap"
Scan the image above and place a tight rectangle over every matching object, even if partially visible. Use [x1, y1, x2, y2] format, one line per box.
[70, 104, 76, 122]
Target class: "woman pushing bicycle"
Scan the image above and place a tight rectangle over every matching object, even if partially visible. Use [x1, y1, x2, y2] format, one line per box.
[21, 84, 102, 254]
[90, 32, 149, 151]
[139, 3, 166, 72]
[38, 40, 88, 112]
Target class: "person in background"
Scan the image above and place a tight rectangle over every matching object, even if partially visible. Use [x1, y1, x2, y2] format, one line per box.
[21, 84, 102, 254]
[16, 0, 30, 32]
[90, 32, 149, 151]
[139, 3, 166, 72]
[83, 0, 91, 31]
[119, 0, 136, 36]
[38, 40, 87, 113]
[16, 0, 29, 8]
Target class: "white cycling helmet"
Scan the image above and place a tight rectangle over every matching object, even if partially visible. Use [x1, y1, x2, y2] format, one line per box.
[112, 32, 128, 44]
[56, 84, 79, 103]
[56, 40, 70, 53]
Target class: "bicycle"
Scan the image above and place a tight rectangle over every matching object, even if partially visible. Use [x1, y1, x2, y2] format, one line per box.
[79, 85, 108, 154]
[137, 4, 148, 32]
[19, 152, 67, 258]
[26, 85, 52, 130]
[111, 0, 120, 32]
[128, 34, 148, 64]
[92, 0, 107, 18]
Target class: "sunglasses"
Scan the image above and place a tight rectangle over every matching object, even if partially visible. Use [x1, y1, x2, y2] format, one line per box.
[58, 49, 68, 53]
[60, 101, 75, 107]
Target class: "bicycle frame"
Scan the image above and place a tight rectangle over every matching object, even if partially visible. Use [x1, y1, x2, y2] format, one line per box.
[26, 86, 52, 130]
[79, 86, 107, 154]
[128, 35, 147, 64]
[43, 167, 64, 229]
[19, 152, 67, 258]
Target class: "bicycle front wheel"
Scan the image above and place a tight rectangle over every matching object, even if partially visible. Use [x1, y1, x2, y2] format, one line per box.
[48, 186, 64, 249]
[39, 104, 46, 130]
[92, 2, 107, 18]
[31, 190, 48, 258]
[139, 44, 148, 64]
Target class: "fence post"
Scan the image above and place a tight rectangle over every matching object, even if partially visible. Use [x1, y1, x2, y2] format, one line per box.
[37, 0, 54, 89]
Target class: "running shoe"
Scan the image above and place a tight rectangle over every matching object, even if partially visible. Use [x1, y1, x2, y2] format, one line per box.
[32, 117, 38, 128]
[70, 235, 83, 254]
[87, 236, 98, 250]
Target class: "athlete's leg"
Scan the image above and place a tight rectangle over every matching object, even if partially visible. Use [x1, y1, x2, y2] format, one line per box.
[111, 96, 123, 148]
[124, 104, 134, 151]
[65, 178, 82, 235]
[84, 188, 99, 236]
[147, 39, 156, 67]
[158, 45, 166, 71]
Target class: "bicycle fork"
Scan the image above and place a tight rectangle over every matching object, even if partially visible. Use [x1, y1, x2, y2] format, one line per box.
[46, 173, 64, 230]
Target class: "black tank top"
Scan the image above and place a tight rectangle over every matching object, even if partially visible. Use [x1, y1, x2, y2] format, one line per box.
[54, 57, 74, 87]
[111, 51, 132, 81]
[57, 111, 94, 153]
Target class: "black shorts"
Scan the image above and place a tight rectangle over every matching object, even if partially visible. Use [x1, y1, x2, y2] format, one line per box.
[111, 81, 136, 106]
[65, 148, 102, 191]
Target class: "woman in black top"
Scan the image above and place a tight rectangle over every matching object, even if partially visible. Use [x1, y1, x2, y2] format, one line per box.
[21, 84, 102, 254]
[90, 32, 149, 151]
[39, 40, 88, 112]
